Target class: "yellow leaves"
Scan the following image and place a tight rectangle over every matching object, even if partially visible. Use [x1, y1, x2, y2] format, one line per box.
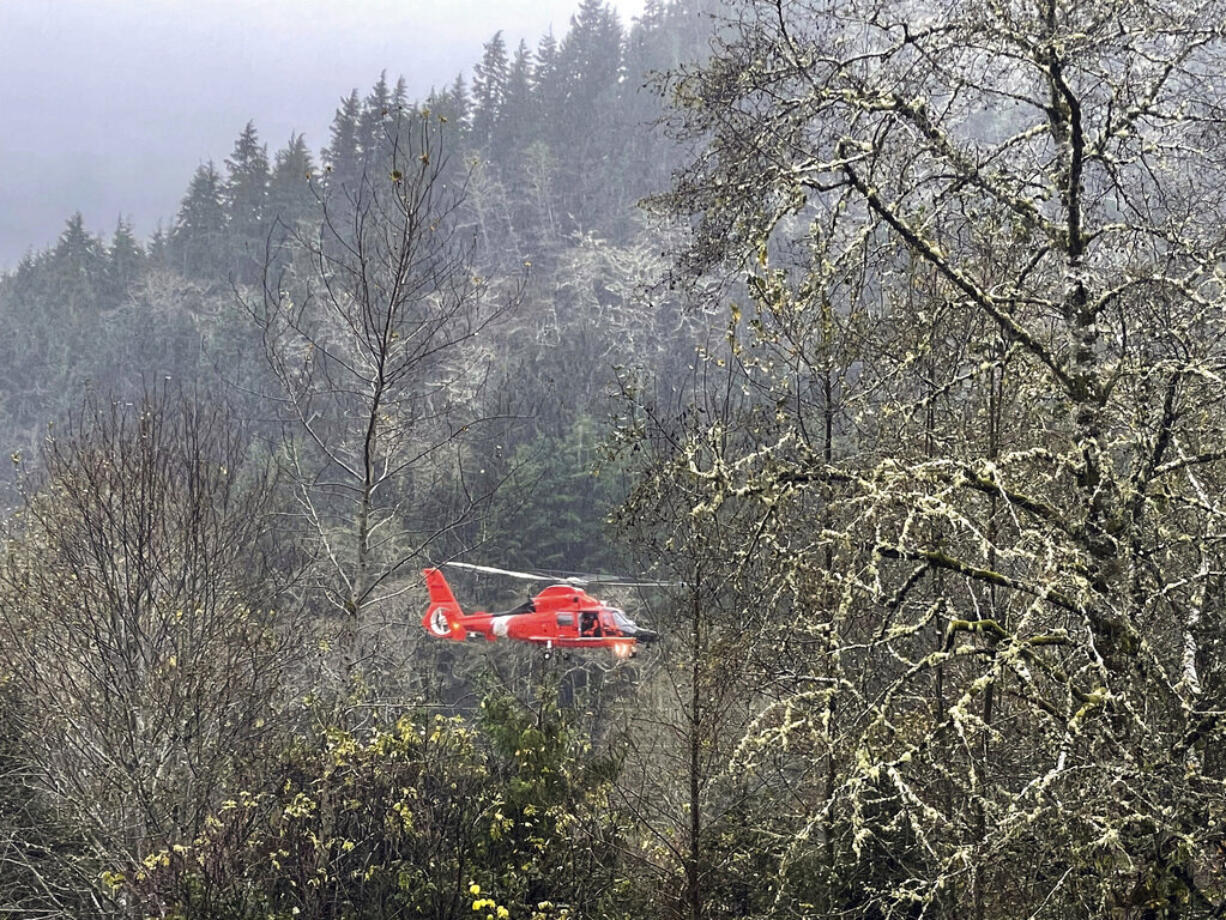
[143, 850, 171, 870]
[392, 798, 415, 831]
[471, 896, 509, 920]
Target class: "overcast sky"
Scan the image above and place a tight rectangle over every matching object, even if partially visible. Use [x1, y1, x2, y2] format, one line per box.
[0, 0, 647, 269]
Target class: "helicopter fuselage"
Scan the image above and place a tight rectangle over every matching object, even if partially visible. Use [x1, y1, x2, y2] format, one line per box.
[421, 569, 657, 656]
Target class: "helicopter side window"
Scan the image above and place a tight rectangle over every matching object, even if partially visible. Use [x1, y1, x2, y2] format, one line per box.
[580, 611, 600, 636]
[609, 608, 636, 630]
[556, 613, 574, 627]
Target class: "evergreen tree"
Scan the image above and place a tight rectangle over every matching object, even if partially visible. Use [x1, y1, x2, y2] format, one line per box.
[358, 71, 392, 170]
[103, 216, 144, 309]
[427, 75, 471, 169]
[618, 0, 692, 198]
[390, 76, 410, 151]
[493, 39, 533, 160]
[52, 212, 106, 315]
[223, 121, 269, 234]
[267, 133, 317, 232]
[322, 89, 362, 193]
[147, 222, 169, 266]
[554, 2, 625, 233]
[558, 1, 623, 119]
[533, 28, 564, 123]
[391, 75, 409, 113]
[223, 121, 270, 282]
[169, 162, 226, 278]
[471, 31, 509, 148]
[448, 73, 470, 130]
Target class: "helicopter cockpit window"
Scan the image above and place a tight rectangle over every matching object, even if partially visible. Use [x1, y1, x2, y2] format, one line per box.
[604, 607, 636, 629]
[556, 613, 574, 627]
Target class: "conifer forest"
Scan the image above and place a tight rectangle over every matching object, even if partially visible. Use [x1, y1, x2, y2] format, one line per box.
[3, 0, 1226, 917]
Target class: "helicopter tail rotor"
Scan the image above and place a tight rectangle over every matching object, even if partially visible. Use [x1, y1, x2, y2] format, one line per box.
[422, 568, 467, 640]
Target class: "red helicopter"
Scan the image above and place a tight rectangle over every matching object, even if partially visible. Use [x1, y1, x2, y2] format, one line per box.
[421, 563, 660, 658]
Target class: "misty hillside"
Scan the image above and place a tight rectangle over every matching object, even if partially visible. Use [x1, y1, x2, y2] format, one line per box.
[5, 0, 1226, 918]
[0, 1, 714, 578]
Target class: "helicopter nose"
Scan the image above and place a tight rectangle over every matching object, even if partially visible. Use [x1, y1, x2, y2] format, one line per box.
[634, 628, 659, 643]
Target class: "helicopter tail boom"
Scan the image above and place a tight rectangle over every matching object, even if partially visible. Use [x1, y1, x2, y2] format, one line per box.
[422, 568, 467, 640]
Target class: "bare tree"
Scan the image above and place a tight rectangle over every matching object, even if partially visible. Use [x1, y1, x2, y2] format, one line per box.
[641, 0, 1226, 915]
[0, 390, 302, 875]
[252, 108, 520, 681]
[0, 686, 104, 919]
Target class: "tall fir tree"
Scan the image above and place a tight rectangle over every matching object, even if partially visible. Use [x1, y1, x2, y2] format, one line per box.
[445, 73, 471, 137]
[169, 162, 227, 278]
[552, 2, 625, 234]
[147, 222, 169, 267]
[618, 0, 689, 198]
[322, 89, 362, 194]
[358, 72, 393, 171]
[103, 217, 144, 309]
[268, 133, 317, 233]
[493, 39, 534, 161]
[471, 31, 509, 149]
[52, 212, 106, 315]
[558, 0, 623, 118]
[427, 75, 471, 166]
[533, 29, 564, 123]
[223, 121, 270, 282]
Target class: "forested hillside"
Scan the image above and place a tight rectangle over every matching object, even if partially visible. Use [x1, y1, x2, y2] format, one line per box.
[3, 0, 1226, 918]
[0, 0, 708, 571]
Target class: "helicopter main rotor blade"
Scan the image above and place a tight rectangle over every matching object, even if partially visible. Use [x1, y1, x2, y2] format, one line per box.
[442, 561, 579, 583]
[442, 561, 680, 589]
[577, 576, 683, 588]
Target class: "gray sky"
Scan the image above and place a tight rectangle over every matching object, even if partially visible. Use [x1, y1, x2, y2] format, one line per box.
[0, 0, 646, 269]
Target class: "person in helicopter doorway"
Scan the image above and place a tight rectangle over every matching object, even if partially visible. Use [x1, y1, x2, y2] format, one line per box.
[580, 610, 602, 636]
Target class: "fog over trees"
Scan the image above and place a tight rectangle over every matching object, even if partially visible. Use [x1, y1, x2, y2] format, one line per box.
[1, 1, 1225, 918]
